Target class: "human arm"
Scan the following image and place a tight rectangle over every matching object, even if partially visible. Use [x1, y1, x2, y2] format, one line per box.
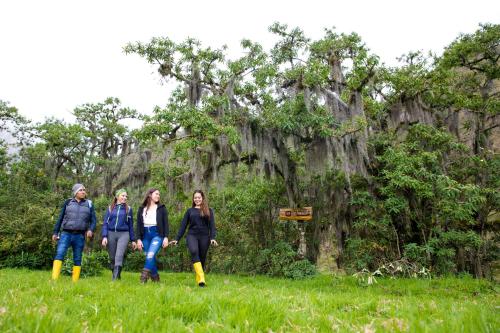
[86, 203, 97, 239]
[136, 207, 144, 250]
[101, 207, 110, 247]
[128, 207, 137, 249]
[209, 208, 218, 246]
[170, 209, 190, 245]
[162, 207, 169, 248]
[52, 200, 68, 239]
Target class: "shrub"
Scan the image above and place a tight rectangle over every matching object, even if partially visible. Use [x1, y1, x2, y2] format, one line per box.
[122, 251, 144, 272]
[62, 250, 104, 277]
[255, 242, 295, 276]
[0, 251, 50, 269]
[284, 259, 317, 279]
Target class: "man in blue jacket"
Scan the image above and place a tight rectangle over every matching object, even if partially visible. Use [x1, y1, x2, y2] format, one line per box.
[51, 183, 97, 282]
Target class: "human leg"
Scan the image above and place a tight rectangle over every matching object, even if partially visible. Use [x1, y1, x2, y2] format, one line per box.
[187, 234, 205, 286]
[52, 232, 71, 280]
[113, 232, 129, 280]
[71, 234, 85, 282]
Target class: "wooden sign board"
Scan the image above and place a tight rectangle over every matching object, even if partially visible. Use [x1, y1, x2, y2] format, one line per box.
[279, 207, 313, 221]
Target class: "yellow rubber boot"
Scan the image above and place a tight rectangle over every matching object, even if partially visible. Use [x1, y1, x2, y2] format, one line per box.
[195, 269, 200, 285]
[51, 260, 63, 280]
[193, 262, 205, 287]
[72, 266, 81, 282]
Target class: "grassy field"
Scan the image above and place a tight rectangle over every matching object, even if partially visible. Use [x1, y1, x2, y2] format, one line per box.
[0, 269, 498, 332]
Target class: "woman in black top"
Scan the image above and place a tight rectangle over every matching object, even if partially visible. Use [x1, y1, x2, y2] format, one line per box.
[170, 190, 217, 287]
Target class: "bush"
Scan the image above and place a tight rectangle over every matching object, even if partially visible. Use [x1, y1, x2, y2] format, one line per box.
[254, 242, 315, 279]
[62, 250, 104, 277]
[284, 259, 317, 279]
[122, 251, 144, 272]
[255, 242, 295, 276]
[344, 238, 386, 272]
[0, 251, 50, 269]
[403, 243, 431, 267]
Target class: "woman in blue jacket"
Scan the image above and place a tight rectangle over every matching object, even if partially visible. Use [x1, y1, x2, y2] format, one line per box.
[101, 188, 136, 280]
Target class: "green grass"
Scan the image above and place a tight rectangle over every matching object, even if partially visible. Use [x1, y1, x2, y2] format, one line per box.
[0, 269, 498, 332]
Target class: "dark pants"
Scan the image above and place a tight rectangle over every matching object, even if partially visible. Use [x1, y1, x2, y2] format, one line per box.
[186, 234, 210, 268]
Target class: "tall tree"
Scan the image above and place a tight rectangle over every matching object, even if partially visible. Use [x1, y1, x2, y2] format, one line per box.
[72, 97, 140, 195]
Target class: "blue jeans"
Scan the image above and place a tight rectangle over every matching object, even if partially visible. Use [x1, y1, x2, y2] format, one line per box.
[142, 226, 162, 275]
[54, 232, 85, 266]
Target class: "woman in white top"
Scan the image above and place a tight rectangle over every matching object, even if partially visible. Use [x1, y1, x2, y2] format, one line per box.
[136, 188, 169, 283]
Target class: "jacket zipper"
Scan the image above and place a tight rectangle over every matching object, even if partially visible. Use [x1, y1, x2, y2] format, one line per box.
[115, 205, 121, 232]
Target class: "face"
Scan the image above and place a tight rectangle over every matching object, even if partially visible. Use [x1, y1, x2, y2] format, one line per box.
[76, 188, 86, 200]
[117, 192, 127, 204]
[150, 190, 160, 203]
[193, 192, 203, 206]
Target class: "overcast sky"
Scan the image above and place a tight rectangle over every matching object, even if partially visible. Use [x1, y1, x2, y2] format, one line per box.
[1, 0, 498, 123]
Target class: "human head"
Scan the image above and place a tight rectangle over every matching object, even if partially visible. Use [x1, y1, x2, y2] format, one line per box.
[115, 188, 127, 204]
[192, 190, 209, 217]
[142, 188, 160, 208]
[72, 183, 86, 200]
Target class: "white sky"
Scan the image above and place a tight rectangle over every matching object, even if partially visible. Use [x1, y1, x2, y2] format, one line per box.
[0, 0, 498, 123]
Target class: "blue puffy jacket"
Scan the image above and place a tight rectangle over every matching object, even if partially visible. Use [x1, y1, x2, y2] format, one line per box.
[101, 204, 135, 241]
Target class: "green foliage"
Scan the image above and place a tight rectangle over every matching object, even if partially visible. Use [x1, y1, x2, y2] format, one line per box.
[62, 249, 105, 277]
[255, 242, 296, 276]
[0, 99, 28, 135]
[1, 270, 498, 332]
[348, 123, 495, 276]
[0, 251, 48, 269]
[1, 24, 499, 280]
[283, 259, 317, 279]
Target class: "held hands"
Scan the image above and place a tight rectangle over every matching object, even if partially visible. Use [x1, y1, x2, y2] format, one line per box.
[101, 237, 108, 247]
[210, 239, 219, 246]
[162, 238, 169, 248]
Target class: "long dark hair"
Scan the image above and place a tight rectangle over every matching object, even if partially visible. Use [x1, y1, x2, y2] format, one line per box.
[141, 188, 160, 215]
[192, 190, 210, 218]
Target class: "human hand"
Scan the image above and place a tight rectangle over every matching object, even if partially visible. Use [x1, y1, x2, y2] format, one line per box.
[131, 241, 137, 250]
[169, 240, 178, 246]
[137, 239, 143, 251]
[162, 238, 169, 248]
[210, 239, 218, 246]
[102, 237, 108, 247]
[52, 234, 59, 243]
[86, 230, 93, 240]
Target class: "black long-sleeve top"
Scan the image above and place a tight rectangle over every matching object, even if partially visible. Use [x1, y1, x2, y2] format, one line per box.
[175, 207, 217, 241]
[136, 204, 169, 240]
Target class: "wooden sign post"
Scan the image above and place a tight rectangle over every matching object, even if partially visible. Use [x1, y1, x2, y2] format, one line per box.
[279, 207, 313, 221]
[279, 207, 312, 258]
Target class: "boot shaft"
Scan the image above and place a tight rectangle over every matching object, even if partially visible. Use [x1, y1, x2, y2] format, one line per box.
[51, 260, 63, 280]
[72, 266, 81, 282]
[193, 262, 205, 287]
[112, 266, 122, 281]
